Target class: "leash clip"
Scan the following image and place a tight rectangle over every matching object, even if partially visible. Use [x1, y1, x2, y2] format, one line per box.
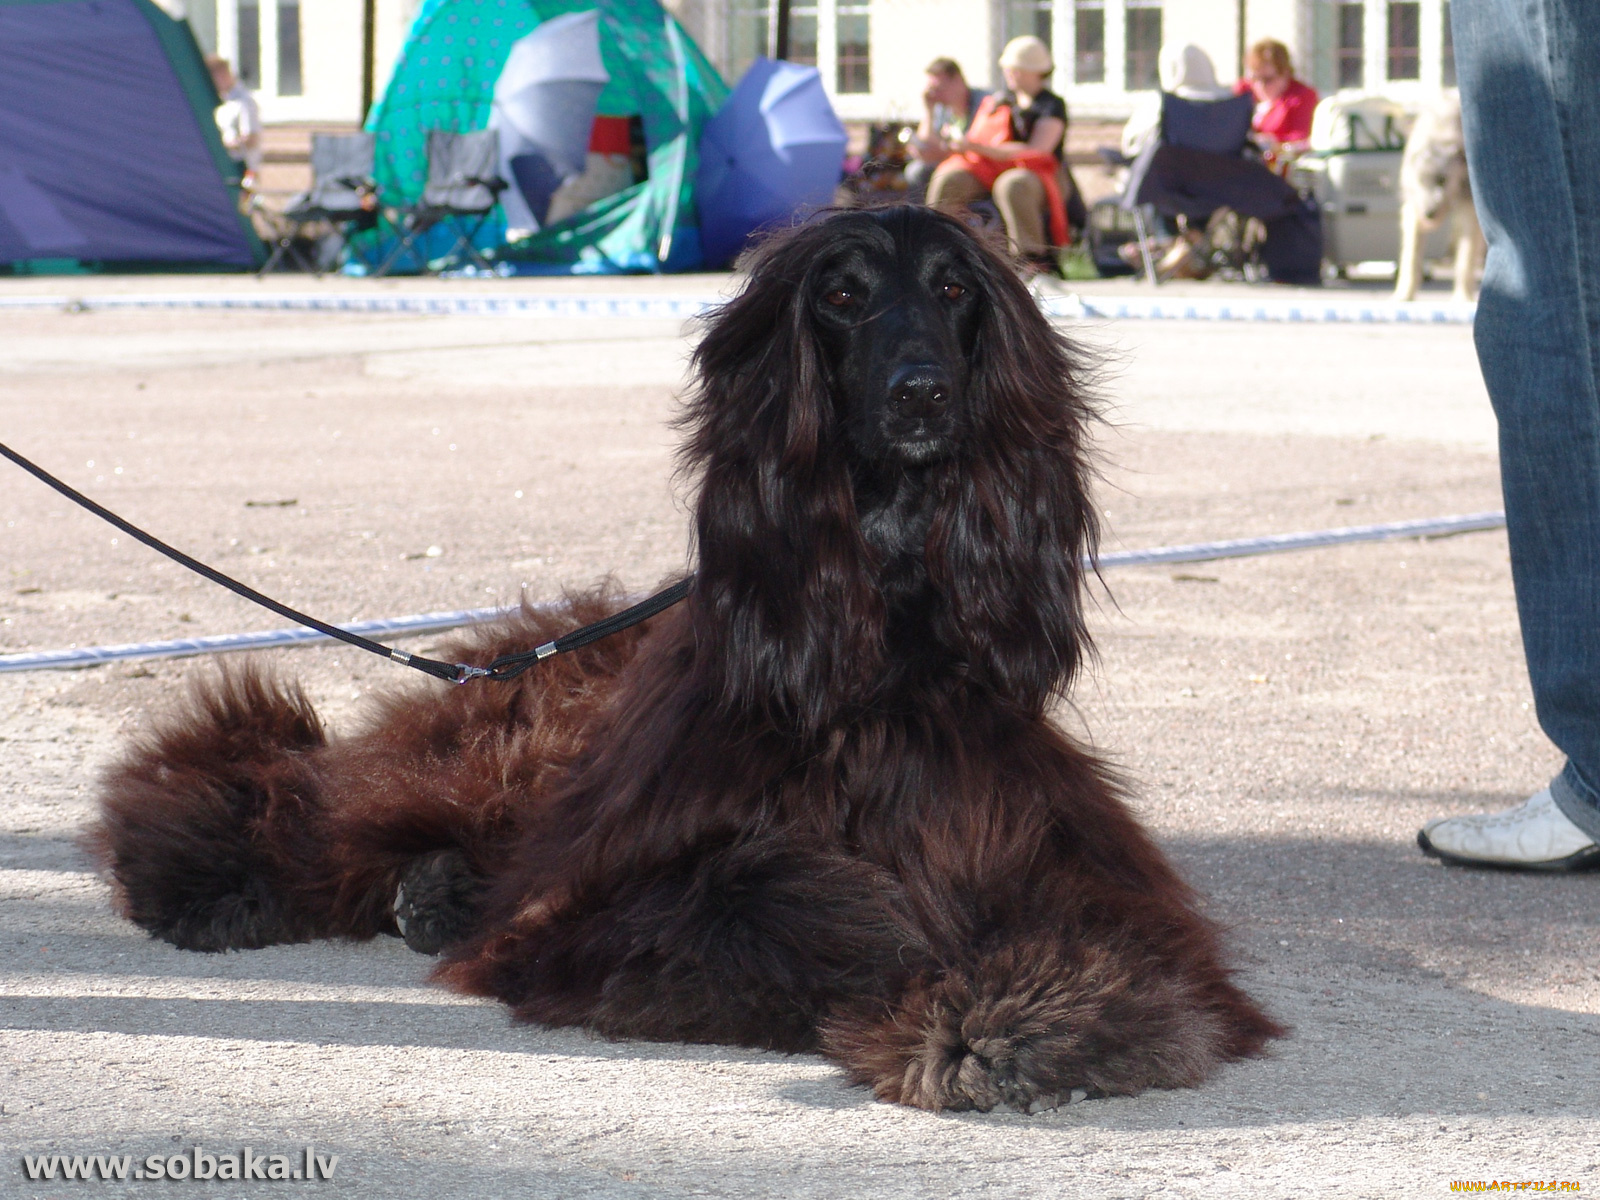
[451, 663, 494, 685]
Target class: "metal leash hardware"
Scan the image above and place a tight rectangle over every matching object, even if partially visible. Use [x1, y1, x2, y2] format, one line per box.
[478, 577, 693, 681]
[389, 650, 496, 685]
[0, 440, 689, 683]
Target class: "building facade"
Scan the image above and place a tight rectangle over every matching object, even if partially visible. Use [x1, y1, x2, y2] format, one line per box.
[154, 0, 1457, 126]
[153, 0, 421, 124]
[671, 0, 1458, 121]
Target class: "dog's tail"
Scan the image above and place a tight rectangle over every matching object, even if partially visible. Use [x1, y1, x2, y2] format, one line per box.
[83, 665, 345, 952]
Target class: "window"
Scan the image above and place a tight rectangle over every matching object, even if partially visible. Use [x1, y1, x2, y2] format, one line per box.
[788, 2, 818, 67]
[836, 0, 869, 93]
[237, 0, 260, 88]
[199, 0, 307, 103]
[1005, 0, 1052, 46]
[723, 0, 861, 94]
[1124, 0, 1161, 91]
[1441, 0, 1456, 85]
[726, 0, 768, 85]
[276, 0, 302, 96]
[1336, 2, 1363, 88]
[1074, 0, 1104, 84]
[1387, 1, 1419, 80]
[186, 0, 219, 55]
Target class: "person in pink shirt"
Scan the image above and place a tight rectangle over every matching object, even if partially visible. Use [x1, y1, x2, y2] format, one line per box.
[1234, 38, 1318, 157]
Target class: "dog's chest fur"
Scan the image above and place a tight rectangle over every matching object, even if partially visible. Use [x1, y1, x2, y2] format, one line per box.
[853, 462, 950, 656]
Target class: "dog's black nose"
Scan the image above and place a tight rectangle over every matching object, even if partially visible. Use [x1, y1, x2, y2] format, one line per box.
[888, 365, 951, 420]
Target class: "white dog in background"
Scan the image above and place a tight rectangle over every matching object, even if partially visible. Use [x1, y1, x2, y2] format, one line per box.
[1395, 91, 1485, 302]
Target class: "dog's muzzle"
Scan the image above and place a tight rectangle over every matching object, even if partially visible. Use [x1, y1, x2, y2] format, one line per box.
[883, 363, 957, 461]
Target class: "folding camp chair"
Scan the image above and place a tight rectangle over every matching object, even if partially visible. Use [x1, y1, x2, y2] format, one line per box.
[258, 133, 381, 275]
[378, 130, 507, 275]
[1117, 90, 1257, 284]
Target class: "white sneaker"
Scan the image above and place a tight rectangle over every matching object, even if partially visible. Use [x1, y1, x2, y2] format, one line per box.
[1418, 788, 1600, 871]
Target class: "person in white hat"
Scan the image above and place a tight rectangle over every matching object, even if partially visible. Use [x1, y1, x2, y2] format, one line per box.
[925, 35, 1073, 273]
[1120, 43, 1233, 159]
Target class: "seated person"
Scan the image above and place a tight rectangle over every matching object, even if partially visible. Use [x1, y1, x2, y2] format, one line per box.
[925, 36, 1070, 273]
[904, 58, 987, 198]
[1117, 44, 1323, 285]
[1122, 43, 1234, 159]
[1234, 38, 1318, 162]
[1131, 140, 1324, 284]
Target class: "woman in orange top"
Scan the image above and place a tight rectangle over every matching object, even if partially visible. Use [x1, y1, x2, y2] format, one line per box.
[925, 36, 1070, 274]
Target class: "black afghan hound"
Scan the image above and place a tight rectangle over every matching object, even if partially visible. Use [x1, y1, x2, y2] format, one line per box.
[88, 206, 1281, 1112]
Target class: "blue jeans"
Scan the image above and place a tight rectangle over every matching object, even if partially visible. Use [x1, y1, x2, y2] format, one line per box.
[1456, 0, 1600, 837]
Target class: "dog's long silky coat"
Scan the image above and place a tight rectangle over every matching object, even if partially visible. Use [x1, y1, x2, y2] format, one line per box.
[89, 207, 1281, 1112]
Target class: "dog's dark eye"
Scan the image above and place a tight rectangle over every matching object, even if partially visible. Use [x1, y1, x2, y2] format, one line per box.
[940, 283, 967, 300]
[823, 289, 855, 308]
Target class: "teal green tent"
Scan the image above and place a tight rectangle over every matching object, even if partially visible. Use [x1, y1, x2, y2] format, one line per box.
[367, 0, 728, 273]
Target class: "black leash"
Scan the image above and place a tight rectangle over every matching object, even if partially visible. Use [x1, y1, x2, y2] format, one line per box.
[475, 576, 691, 680]
[0, 441, 689, 684]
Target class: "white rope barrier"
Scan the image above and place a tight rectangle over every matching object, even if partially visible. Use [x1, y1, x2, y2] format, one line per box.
[0, 512, 1506, 674]
[0, 293, 721, 319]
[1040, 292, 1476, 325]
[0, 607, 508, 674]
[0, 290, 1474, 325]
[1094, 510, 1505, 567]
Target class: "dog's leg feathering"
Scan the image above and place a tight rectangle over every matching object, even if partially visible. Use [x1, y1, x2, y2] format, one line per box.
[822, 936, 1280, 1112]
[83, 665, 339, 951]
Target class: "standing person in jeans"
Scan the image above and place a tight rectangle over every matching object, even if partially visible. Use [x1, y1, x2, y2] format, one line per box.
[1417, 0, 1600, 871]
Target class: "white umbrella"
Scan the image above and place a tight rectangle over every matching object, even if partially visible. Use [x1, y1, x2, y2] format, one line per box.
[488, 10, 610, 234]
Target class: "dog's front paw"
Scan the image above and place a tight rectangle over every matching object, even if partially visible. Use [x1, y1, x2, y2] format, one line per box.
[823, 970, 1098, 1114]
[900, 985, 1083, 1113]
[820, 938, 1225, 1113]
[392, 849, 483, 955]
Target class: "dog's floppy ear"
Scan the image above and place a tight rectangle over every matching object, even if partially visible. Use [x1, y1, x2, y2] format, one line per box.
[679, 226, 887, 732]
[927, 245, 1100, 714]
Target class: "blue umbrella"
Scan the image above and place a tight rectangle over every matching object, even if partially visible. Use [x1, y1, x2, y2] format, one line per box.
[695, 58, 847, 268]
[488, 10, 610, 234]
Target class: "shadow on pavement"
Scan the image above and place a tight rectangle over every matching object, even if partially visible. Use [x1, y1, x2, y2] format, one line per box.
[4, 823, 1597, 1135]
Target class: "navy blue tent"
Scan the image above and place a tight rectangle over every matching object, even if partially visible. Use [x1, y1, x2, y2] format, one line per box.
[0, 0, 261, 269]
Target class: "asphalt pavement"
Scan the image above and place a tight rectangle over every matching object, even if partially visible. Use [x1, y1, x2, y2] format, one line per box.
[1, 271, 1594, 1199]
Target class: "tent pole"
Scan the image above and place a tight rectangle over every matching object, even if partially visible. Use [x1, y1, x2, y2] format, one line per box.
[768, 0, 791, 60]
[1237, 0, 1247, 79]
[361, 0, 377, 122]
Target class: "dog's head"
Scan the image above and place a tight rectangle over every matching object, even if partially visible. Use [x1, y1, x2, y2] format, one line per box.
[1401, 97, 1469, 224]
[688, 207, 1044, 474]
[805, 213, 983, 466]
[682, 206, 1099, 728]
